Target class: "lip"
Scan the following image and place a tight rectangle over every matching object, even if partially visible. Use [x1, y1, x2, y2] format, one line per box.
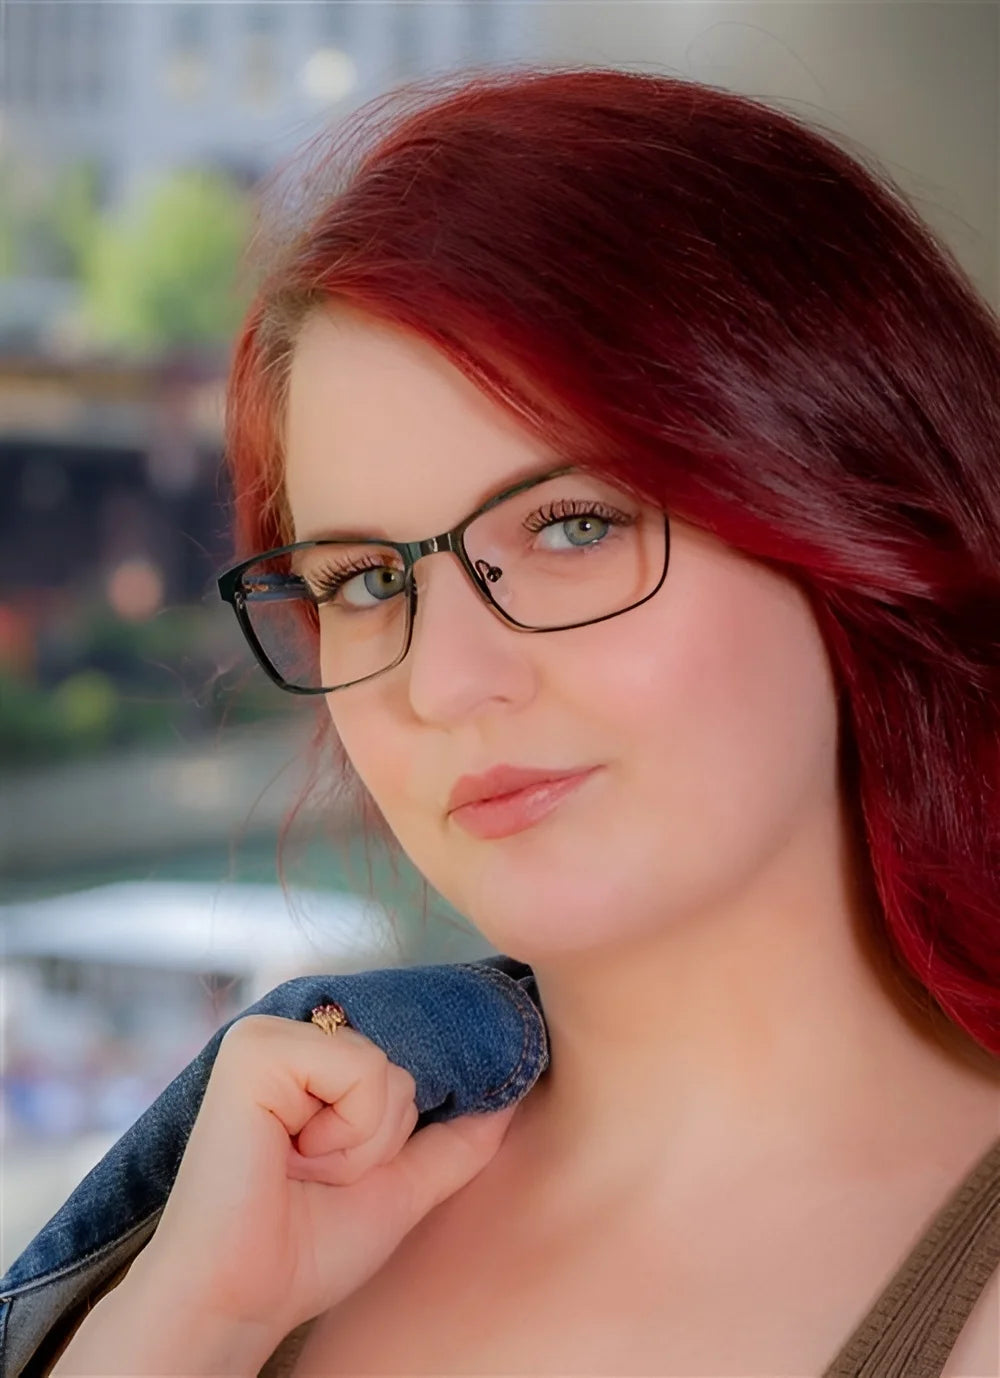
[447, 763, 597, 813]
[448, 766, 601, 841]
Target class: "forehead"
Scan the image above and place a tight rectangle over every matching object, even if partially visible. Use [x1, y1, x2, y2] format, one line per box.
[283, 306, 553, 542]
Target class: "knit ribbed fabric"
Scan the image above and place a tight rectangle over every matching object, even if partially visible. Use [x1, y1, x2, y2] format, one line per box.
[258, 1317, 315, 1378]
[822, 1132, 1000, 1378]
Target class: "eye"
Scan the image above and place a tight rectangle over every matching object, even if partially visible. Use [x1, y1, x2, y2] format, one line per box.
[539, 513, 611, 549]
[309, 558, 406, 608]
[522, 500, 633, 550]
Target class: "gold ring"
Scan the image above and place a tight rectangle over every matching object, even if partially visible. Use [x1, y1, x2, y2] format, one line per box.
[310, 1002, 350, 1035]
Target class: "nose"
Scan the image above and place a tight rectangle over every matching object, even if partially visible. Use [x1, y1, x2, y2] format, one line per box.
[402, 550, 538, 727]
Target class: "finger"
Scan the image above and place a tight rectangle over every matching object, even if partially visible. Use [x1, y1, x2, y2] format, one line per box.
[296, 1062, 415, 1160]
[386, 1105, 519, 1225]
[382, 1096, 421, 1164]
[287, 1090, 419, 1185]
[217, 1015, 392, 1146]
[288, 1077, 420, 1186]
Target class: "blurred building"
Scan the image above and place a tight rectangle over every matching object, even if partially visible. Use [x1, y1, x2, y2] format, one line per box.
[0, 352, 223, 595]
[0, 351, 224, 602]
[1, 0, 536, 207]
[0, 351, 228, 683]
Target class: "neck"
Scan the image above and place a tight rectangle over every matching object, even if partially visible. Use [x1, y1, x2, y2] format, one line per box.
[508, 792, 1000, 1209]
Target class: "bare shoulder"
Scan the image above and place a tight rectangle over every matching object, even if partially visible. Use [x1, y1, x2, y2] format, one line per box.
[941, 1263, 999, 1378]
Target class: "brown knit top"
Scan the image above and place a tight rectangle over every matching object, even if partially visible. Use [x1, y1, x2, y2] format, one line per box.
[258, 1133, 1000, 1378]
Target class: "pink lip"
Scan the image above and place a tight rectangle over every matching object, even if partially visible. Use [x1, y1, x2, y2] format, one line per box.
[448, 767, 600, 840]
[448, 763, 596, 813]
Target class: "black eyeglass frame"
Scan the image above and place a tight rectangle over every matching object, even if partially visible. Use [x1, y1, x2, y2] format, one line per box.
[216, 463, 671, 694]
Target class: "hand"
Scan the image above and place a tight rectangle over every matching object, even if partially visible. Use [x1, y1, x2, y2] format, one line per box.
[126, 1013, 517, 1345]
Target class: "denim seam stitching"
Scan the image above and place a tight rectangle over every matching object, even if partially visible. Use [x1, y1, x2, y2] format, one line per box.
[0, 1207, 163, 1300]
[452, 962, 545, 1101]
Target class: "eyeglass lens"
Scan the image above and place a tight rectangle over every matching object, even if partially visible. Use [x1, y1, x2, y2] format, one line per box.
[237, 472, 667, 691]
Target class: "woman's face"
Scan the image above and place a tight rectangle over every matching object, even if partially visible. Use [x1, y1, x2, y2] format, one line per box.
[283, 305, 843, 960]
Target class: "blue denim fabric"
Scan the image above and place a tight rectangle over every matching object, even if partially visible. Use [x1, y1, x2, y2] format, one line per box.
[0, 952, 549, 1378]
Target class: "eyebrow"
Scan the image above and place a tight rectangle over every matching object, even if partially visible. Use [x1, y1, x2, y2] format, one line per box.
[293, 457, 571, 545]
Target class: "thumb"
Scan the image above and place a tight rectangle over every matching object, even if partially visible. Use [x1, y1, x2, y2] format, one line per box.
[387, 1103, 519, 1227]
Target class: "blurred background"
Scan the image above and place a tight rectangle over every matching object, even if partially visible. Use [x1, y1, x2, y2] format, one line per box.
[1, 0, 997, 1268]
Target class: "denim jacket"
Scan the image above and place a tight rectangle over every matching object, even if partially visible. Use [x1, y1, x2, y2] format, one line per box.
[0, 953, 549, 1378]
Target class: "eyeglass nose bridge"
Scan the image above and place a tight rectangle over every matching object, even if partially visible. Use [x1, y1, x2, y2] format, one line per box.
[400, 530, 502, 598]
[405, 531, 457, 561]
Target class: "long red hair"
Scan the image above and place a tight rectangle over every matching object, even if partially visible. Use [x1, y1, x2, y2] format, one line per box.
[222, 67, 1000, 1059]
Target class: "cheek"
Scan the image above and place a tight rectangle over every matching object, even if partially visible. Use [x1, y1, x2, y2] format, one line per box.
[327, 699, 396, 795]
[323, 552, 840, 947]
[587, 565, 839, 864]
[328, 703, 459, 907]
[326, 695, 429, 844]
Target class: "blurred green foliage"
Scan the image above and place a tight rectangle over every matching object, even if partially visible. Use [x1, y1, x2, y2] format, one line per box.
[0, 664, 154, 764]
[0, 162, 16, 277]
[81, 168, 254, 350]
[1, 151, 253, 348]
[0, 154, 103, 280]
[1, 601, 291, 767]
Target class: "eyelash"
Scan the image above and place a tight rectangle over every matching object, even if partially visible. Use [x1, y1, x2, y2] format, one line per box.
[308, 554, 394, 602]
[306, 500, 635, 601]
[520, 499, 632, 534]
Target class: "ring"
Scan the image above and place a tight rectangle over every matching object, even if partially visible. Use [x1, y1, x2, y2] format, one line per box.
[310, 1002, 350, 1035]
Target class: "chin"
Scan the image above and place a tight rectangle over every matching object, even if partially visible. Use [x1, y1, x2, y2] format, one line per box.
[468, 871, 637, 957]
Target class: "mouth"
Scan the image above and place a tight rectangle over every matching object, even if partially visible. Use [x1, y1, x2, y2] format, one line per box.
[448, 767, 601, 841]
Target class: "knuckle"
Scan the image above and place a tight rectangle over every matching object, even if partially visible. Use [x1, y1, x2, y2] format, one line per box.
[333, 1154, 371, 1187]
[336, 1026, 384, 1062]
[355, 1038, 390, 1082]
[389, 1063, 417, 1099]
[219, 1014, 271, 1049]
[364, 1039, 390, 1069]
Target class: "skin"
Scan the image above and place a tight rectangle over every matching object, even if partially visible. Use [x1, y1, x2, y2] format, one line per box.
[283, 303, 1000, 1236]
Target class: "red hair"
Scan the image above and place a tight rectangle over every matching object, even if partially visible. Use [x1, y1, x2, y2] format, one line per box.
[222, 66, 1000, 1059]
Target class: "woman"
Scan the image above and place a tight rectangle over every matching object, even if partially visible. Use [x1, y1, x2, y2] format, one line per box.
[24, 65, 1000, 1376]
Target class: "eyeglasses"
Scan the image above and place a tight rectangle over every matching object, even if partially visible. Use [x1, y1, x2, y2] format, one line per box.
[216, 464, 671, 694]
